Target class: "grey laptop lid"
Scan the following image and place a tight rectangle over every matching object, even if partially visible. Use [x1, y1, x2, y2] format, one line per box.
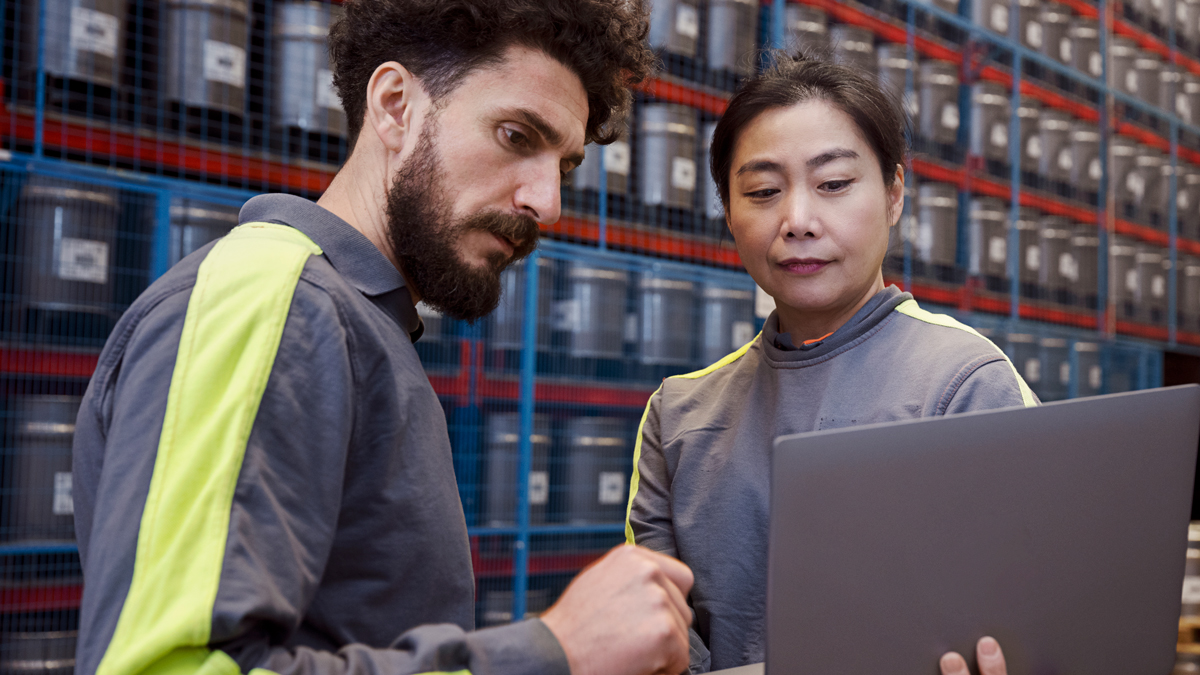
[767, 385, 1200, 675]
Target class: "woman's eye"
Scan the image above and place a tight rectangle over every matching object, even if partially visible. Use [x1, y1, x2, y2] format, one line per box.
[745, 188, 780, 199]
[821, 179, 852, 192]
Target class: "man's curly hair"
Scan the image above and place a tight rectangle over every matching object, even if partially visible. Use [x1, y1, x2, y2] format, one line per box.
[328, 0, 654, 151]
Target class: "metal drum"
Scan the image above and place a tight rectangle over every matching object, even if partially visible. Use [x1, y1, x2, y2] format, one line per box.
[700, 121, 723, 226]
[1180, 163, 1200, 240]
[1110, 235, 1139, 321]
[700, 285, 755, 365]
[1109, 135, 1140, 215]
[0, 630, 77, 674]
[970, 82, 1011, 164]
[1018, 97, 1042, 172]
[1016, 207, 1042, 298]
[1067, 17, 1103, 79]
[1132, 50, 1164, 106]
[919, 60, 960, 145]
[1005, 333, 1042, 394]
[563, 263, 628, 359]
[1040, 3, 1072, 66]
[974, 0, 1014, 37]
[1136, 244, 1170, 324]
[1161, 64, 1182, 115]
[1110, 38, 1140, 98]
[1071, 225, 1100, 309]
[489, 256, 556, 350]
[566, 417, 630, 524]
[1135, 145, 1166, 227]
[830, 25, 876, 78]
[785, 5, 829, 55]
[163, 0, 250, 115]
[707, 0, 759, 76]
[639, 104, 698, 209]
[415, 302, 442, 340]
[1039, 337, 1070, 401]
[915, 182, 958, 273]
[1070, 122, 1103, 197]
[877, 43, 919, 121]
[1037, 109, 1074, 184]
[484, 413, 551, 527]
[968, 197, 1009, 291]
[1074, 341, 1103, 397]
[272, 1, 346, 137]
[1183, 0, 1200, 47]
[1179, 255, 1200, 333]
[1018, 0, 1043, 51]
[1039, 216, 1075, 305]
[637, 275, 695, 365]
[1180, 73, 1200, 126]
[573, 118, 631, 196]
[24, 0, 128, 89]
[5, 395, 81, 543]
[649, 0, 700, 57]
[1186, 525, 1200, 620]
[169, 199, 238, 266]
[18, 176, 120, 322]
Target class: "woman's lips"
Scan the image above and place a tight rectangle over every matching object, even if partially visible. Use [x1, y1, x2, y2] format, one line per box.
[778, 258, 831, 275]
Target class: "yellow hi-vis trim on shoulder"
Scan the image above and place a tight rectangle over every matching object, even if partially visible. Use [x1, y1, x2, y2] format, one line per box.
[624, 333, 762, 544]
[97, 223, 321, 675]
[893, 298, 1039, 408]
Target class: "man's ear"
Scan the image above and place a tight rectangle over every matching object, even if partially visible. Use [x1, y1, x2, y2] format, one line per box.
[364, 61, 422, 155]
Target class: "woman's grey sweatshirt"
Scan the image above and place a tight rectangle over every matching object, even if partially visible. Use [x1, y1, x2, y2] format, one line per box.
[625, 286, 1037, 672]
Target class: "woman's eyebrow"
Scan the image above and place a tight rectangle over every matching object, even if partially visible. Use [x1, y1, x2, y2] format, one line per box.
[736, 159, 786, 177]
[806, 148, 860, 169]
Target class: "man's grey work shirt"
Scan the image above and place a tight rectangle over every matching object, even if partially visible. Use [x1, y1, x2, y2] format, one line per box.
[72, 194, 569, 674]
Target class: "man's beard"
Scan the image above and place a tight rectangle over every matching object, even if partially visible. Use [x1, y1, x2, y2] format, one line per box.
[386, 123, 540, 323]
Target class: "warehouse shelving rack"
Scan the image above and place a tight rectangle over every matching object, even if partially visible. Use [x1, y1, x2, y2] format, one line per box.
[0, 0, 1184, 664]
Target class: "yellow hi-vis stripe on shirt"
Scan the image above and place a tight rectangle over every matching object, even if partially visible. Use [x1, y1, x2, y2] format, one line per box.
[625, 333, 762, 544]
[893, 298, 1039, 408]
[97, 223, 321, 675]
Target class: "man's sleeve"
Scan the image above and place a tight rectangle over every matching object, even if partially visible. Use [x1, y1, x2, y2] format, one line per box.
[76, 227, 568, 675]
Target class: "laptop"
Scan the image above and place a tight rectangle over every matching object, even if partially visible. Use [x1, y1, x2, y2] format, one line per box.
[731, 385, 1199, 675]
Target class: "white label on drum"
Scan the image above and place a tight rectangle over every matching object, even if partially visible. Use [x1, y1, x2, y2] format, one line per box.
[675, 4, 700, 39]
[905, 94, 920, 117]
[70, 7, 119, 59]
[1126, 267, 1140, 293]
[1152, 274, 1166, 298]
[1180, 0, 1189, 23]
[991, 3, 1010, 33]
[1024, 358, 1042, 383]
[1060, 252, 1079, 282]
[731, 320, 755, 346]
[1179, 92, 1193, 122]
[755, 284, 775, 319]
[1184, 576, 1200, 604]
[1059, 37, 1073, 63]
[916, 221, 934, 255]
[1059, 361, 1071, 386]
[989, 235, 1007, 264]
[58, 237, 109, 284]
[1026, 21, 1043, 49]
[605, 141, 631, 176]
[1125, 69, 1139, 94]
[528, 471, 549, 505]
[671, 156, 697, 192]
[1089, 157, 1102, 181]
[316, 68, 341, 110]
[1025, 244, 1041, 271]
[53, 472, 73, 516]
[1089, 364, 1103, 390]
[991, 122, 1009, 148]
[1057, 148, 1074, 172]
[1127, 171, 1147, 200]
[204, 40, 246, 88]
[1089, 51, 1103, 77]
[598, 471, 626, 505]
[1153, 0, 1165, 10]
[624, 312, 638, 342]
[941, 102, 960, 130]
[552, 299, 580, 331]
[1027, 134, 1043, 159]
[416, 301, 441, 320]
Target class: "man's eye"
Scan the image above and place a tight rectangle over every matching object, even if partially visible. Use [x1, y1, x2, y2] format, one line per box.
[504, 128, 529, 146]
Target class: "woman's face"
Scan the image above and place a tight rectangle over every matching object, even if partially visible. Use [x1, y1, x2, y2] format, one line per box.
[726, 99, 904, 337]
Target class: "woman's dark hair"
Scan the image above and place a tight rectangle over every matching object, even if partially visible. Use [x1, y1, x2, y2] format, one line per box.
[710, 51, 909, 213]
[329, 0, 654, 151]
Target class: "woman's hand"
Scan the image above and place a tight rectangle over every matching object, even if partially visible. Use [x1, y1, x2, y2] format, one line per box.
[940, 637, 1007, 675]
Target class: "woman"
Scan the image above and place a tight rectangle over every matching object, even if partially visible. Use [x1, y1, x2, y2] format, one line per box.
[625, 53, 1033, 673]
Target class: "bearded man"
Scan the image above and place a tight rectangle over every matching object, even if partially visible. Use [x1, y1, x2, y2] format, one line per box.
[70, 2, 694, 674]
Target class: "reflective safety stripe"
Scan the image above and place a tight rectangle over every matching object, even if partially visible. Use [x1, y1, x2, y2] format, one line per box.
[97, 223, 321, 675]
[625, 333, 762, 543]
[893, 299, 1038, 408]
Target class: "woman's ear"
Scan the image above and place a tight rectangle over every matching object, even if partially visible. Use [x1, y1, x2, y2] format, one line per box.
[888, 164, 906, 228]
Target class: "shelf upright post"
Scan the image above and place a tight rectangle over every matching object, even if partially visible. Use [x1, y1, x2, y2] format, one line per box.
[772, 0, 786, 51]
[1006, 3, 1023, 322]
[903, 2, 917, 292]
[1098, 0, 1113, 337]
[1067, 340, 1081, 398]
[150, 188, 174, 280]
[598, 135, 608, 251]
[1170, 120, 1180, 346]
[33, 0, 47, 158]
[512, 248, 542, 625]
